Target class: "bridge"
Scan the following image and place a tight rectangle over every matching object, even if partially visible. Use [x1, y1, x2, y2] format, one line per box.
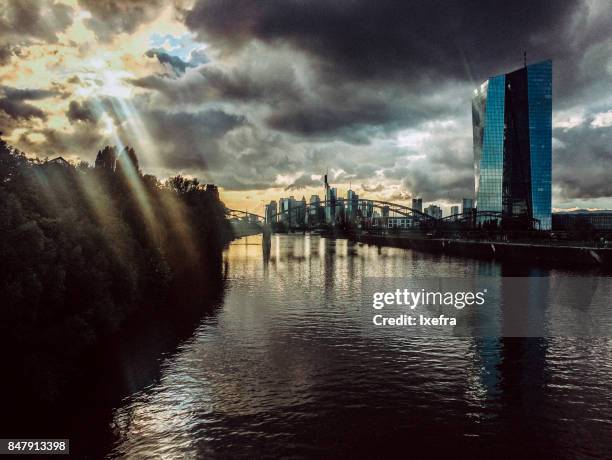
[225, 199, 542, 236]
[225, 208, 265, 223]
[225, 208, 266, 238]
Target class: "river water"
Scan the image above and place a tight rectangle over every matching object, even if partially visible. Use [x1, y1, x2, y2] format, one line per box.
[100, 234, 612, 458]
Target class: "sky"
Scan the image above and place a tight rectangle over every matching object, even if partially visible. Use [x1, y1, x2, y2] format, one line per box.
[1, 0, 612, 215]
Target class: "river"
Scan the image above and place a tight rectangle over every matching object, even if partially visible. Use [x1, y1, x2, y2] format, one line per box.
[69, 235, 612, 457]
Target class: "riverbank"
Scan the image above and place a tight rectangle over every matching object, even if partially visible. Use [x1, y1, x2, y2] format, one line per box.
[353, 233, 612, 267]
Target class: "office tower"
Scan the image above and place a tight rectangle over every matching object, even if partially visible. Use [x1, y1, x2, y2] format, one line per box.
[451, 205, 459, 216]
[472, 60, 552, 230]
[411, 198, 423, 214]
[265, 200, 277, 223]
[308, 195, 321, 225]
[298, 196, 307, 225]
[347, 189, 359, 221]
[326, 187, 337, 223]
[289, 196, 297, 227]
[279, 197, 289, 224]
[424, 204, 442, 220]
[337, 192, 345, 220]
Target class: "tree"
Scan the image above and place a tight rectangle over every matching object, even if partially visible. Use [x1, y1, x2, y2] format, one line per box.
[0, 139, 233, 406]
[94, 145, 117, 170]
[116, 146, 139, 176]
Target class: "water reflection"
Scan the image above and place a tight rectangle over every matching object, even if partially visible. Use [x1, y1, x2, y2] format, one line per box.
[107, 235, 612, 458]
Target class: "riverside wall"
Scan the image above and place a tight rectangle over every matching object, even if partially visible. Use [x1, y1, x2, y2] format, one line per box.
[354, 234, 612, 267]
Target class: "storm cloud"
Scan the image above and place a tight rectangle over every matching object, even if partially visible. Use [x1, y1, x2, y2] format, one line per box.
[77, 0, 166, 42]
[183, 0, 578, 83]
[0, 85, 57, 121]
[2, 0, 612, 210]
[66, 100, 98, 124]
[174, 0, 612, 205]
[0, 0, 73, 45]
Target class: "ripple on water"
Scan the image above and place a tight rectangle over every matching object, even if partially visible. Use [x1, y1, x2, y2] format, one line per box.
[108, 235, 612, 458]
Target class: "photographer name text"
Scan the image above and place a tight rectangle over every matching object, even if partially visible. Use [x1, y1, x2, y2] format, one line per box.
[371, 288, 488, 327]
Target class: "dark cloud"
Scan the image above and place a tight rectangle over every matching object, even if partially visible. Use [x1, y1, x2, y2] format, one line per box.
[145, 49, 196, 76]
[553, 121, 612, 199]
[130, 58, 302, 106]
[401, 169, 474, 203]
[77, 0, 165, 42]
[2, 86, 57, 101]
[188, 47, 209, 66]
[131, 54, 460, 144]
[17, 125, 106, 159]
[285, 174, 320, 191]
[66, 100, 98, 124]
[178, 0, 612, 143]
[388, 190, 411, 202]
[182, 0, 578, 84]
[0, 0, 73, 44]
[127, 108, 248, 170]
[0, 99, 46, 120]
[0, 44, 18, 65]
[361, 184, 383, 193]
[0, 85, 57, 121]
[215, 175, 280, 192]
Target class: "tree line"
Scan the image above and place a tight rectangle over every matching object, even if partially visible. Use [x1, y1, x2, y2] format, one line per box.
[0, 138, 233, 404]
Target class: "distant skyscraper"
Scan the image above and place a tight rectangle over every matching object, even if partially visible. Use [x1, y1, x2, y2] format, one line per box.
[289, 195, 298, 227]
[472, 60, 552, 230]
[279, 197, 289, 224]
[347, 189, 359, 221]
[411, 198, 423, 214]
[326, 187, 337, 223]
[367, 200, 374, 219]
[308, 195, 321, 225]
[462, 198, 474, 214]
[424, 204, 442, 220]
[360, 200, 374, 220]
[298, 196, 307, 225]
[265, 200, 277, 223]
[451, 205, 459, 216]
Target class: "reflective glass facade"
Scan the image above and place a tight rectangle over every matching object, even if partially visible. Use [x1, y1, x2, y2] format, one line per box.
[527, 61, 552, 230]
[472, 60, 552, 230]
[473, 76, 505, 217]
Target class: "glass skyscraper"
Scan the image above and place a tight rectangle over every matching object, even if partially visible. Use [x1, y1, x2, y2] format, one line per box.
[472, 60, 552, 230]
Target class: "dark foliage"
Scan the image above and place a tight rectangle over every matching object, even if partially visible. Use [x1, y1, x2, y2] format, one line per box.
[0, 138, 232, 403]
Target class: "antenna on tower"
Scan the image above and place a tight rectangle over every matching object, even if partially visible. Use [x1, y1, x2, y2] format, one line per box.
[523, 50, 527, 68]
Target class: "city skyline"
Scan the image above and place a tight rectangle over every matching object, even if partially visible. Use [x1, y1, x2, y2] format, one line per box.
[1, 1, 612, 214]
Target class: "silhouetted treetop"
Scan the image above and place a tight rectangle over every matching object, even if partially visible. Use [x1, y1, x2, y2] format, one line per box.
[95, 145, 117, 171]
